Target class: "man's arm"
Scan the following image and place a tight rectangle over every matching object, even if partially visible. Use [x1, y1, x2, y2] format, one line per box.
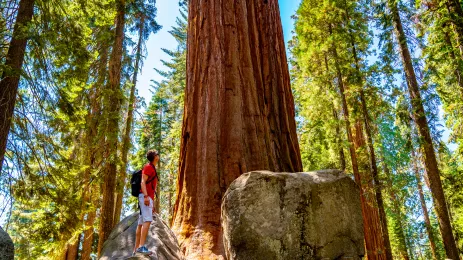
[141, 173, 150, 205]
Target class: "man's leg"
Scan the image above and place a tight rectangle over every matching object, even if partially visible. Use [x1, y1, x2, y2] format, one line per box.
[134, 224, 142, 252]
[139, 221, 151, 246]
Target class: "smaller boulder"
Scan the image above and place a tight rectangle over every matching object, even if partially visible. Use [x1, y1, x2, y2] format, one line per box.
[222, 170, 365, 260]
[100, 213, 183, 260]
[0, 226, 14, 260]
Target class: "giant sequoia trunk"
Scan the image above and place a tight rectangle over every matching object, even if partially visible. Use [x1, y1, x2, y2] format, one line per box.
[171, 0, 303, 258]
[97, 0, 126, 255]
[388, 1, 460, 258]
[0, 0, 35, 173]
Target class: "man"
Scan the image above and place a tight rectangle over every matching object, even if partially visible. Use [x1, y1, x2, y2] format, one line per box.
[133, 150, 159, 256]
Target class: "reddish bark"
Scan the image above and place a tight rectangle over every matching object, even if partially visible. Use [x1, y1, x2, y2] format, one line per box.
[331, 27, 386, 259]
[171, 0, 302, 258]
[346, 20, 392, 256]
[64, 235, 80, 260]
[97, 0, 126, 255]
[0, 0, 35, 172]
[388, 1, 460, 258]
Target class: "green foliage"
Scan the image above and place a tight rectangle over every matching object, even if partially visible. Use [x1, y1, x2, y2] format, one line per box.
[132, 5, 187, 222]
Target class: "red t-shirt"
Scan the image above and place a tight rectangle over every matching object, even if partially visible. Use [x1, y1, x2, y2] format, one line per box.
[141, 163, 157, 200]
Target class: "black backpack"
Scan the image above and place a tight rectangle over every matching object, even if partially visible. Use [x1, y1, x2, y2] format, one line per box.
[130, 165, 158, 197]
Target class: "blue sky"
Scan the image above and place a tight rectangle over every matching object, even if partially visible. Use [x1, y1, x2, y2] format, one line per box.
[136, 1, 302, 102]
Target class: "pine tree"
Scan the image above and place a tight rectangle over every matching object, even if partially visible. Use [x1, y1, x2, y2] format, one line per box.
[385, 0, 460, 257]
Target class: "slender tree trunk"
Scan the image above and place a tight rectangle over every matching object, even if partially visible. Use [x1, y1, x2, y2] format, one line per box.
[81, 42, 109, 260]
[388, 1, 460, 258]
[330, 29, 386, 259]
[348, 30, 392, 258]
[97, 0, 126, 255]
[64, 235, 80, 260]
[114, 14, 145, 226]
[381, 158, 410, 260]
[360, 90, 392, 260]
[411, 149, 439, 260]
[171, 1, 302, 258]
[0, 0, 35, 172]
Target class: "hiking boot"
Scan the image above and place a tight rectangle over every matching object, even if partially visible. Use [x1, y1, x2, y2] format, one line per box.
[136, 245, 152, 255]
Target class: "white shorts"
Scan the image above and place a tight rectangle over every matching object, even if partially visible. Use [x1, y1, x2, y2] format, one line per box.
[138, 194, 153, 225]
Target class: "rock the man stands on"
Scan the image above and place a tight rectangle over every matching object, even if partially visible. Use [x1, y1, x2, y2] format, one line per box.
[133, 150, 159, 256]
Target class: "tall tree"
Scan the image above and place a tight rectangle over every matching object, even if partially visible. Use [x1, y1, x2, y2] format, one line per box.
[97, 0, 126, 254]
[114, 0, 161, 225]
[171, 0, 303, 258]
[386, 0, 460, 258]
[0, 0, 35, 173]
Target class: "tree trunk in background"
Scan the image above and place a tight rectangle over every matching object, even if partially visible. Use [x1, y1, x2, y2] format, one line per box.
[352, 121, 387, 260]
[81, 42, 109, 260]
[64, 235, 80, 260]
[330, 24, 386, 259]
[382, 159, 410, 260]
[411, 149, 439, 260]
[97, 0, 126, 255]
[0, 0, 35, 173]
[171, 0, 302, 258]
[388, 1, 460, 258]
[114, 14, 145, 226]
[348, 24, 392, 257]
[359, 90, 392, 260]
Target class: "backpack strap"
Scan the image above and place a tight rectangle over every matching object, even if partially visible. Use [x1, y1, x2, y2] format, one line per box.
[146, 164, 158, 184]
[145, 164, 158, 197]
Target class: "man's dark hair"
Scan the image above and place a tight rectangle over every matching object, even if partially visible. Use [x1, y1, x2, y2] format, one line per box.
[146, 150, 158, 162]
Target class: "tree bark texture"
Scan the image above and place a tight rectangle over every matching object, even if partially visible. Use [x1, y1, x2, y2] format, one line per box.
[359, 90, 392, 260]
[171, 1, 302, 258]
[351, 121, 387, 260]
[64, 235, 80, 260]
[114, 14, 145, 226]
[97, 0, 126, 255]
[0, 0, 35, 173]
[411, 149, 439, 260]
[388, 1, 460, 258]
[331, 31, 386, 259]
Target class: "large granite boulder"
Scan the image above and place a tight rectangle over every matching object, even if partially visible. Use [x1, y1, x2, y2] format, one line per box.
[0, 226, 14, 260]
[100, 213, 183, 260]
[222, 170, 365, 260]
